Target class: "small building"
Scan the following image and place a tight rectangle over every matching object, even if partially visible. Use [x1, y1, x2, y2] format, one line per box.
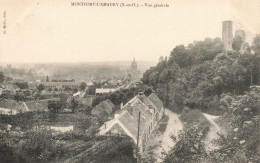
[2, 82, 20, 94]
[98, 92, 164, 152]
[0, 99, 17, 109]
[38, 81, 81, 91]
[95, 88, 116, 95]
[13, 98, 60, 113]
[91, 99, 115, 121]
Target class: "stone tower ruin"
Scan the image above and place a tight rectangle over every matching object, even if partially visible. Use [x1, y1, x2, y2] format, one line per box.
[222, 21, 233, 50]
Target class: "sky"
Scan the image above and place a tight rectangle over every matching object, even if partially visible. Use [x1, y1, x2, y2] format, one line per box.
[0, 0, 259, 63]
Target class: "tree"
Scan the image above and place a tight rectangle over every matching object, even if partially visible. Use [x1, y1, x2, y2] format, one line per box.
[14, 93, 26, 102]
[206, 86, 260, 162]
[37, 84, 45, 92]
[73, 88, 78, 93]
[232, 36, 244, 51]
[23, 128, 65, 162]
[14, 82, 29, 89]
[0, 72, 4, 83]
[46, 75, 49, 82]
[79, 82, 87, 91]
[70, 97, 79, 112]
[47, 100, 63, 113]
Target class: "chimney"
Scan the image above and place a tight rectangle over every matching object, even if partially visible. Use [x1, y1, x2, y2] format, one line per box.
[138, 92, 144, 96]
[138, 92, 144, 102]
[120, 102, 124, 109]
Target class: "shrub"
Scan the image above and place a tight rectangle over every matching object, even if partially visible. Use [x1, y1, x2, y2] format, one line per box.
[22, 128, 65, 162]
[164, 109, 211, 163]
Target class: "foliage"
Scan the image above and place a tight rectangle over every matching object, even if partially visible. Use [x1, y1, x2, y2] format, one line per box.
[14, 92, 26, 102]
[37, 84, 45, 92]
[232, 36, 244, 51]
[205, 86, 260, 163]
[0, 112, 36, 131]
[70, 136, 137, 163]
[0, 71, 4, 83]
[14, 81, 29, 89]
[142, 35, 260, 115]
[79, 82, 87, 91]
[164, 109, 211, 163]
[48, 100, 63, 113]
[0, 140, 18, 162]
[70, 97, 79, 112]
[92, 84, 153, 107]
[23, 128, 65, 162]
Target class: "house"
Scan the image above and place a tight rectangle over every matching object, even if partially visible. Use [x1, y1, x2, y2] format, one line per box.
[91, 99, 115, 121]
[79, 97, 93, 107]
[116, 82, 138, 91]
[98, 92, 164, 152]
[0, 99, 18, 115]
[2, 82, 20, 94]
[73, 91, 86, 98]
[13, 98, 60, 113]
[67, 95, 94, 107]
[0, 99, 17, 109]
[39, 81, 81, 91]
[0, 107, 18, 115]
[95, 88, 116, 95]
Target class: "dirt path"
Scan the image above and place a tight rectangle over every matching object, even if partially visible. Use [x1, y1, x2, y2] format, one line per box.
[156, 109, 183, 162]
[203, 113, 222, 152]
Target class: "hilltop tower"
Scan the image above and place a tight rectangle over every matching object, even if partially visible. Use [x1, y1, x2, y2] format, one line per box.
[222, 21, 233, 50]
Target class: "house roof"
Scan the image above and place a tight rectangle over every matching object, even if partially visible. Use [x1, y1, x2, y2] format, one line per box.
[99, 93, 163, 144]
[40, 82, 81, 86]
[92, 99, 115, 116]
[79, 97, 93, 106]
[148, 93, 163, 111]
[96, 88, 116, 94]
[137, 94, 157, 111]
[14, 98, 59, 112]
[0, 99, 17, 109]
[24, 101, 48, 112]
[115, 100, 152, 143]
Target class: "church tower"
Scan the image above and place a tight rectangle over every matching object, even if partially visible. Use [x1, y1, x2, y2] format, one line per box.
[131, 58, 138, 71]
[127, 57, 140, 82]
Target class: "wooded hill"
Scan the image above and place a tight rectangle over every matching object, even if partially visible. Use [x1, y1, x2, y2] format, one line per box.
[142, 35, 260, 115]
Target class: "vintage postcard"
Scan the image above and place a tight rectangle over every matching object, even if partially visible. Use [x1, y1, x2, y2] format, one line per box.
[0, 0, 259, 162]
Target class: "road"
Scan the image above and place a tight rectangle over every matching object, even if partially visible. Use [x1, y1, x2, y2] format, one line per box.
[203, 113, 222, 152]
[157, 109, 183, 162]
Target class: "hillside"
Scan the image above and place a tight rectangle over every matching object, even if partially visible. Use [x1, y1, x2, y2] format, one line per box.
[142, 35, 260, 162]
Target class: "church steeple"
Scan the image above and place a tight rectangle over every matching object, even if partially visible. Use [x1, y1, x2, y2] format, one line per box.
[131, 57, 137, 70]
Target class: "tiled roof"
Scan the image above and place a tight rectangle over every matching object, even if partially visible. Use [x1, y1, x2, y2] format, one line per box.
[79, 97, 93, 106]
[148, 93, 163, 111]
[137, 95, 157, 111]
[115, 99, 152, 142]
[99, 93, 163, 144]
[91, 99, 115, 117]
[0, 99, 17, 109]
[14, 98, 59, 112]
[24, 101, 48, 112]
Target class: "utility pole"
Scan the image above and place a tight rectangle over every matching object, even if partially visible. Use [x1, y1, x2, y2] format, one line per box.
[136, 111, 141, 161]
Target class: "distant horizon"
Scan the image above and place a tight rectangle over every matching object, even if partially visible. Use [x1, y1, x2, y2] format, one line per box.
[0, 60, 158, 64]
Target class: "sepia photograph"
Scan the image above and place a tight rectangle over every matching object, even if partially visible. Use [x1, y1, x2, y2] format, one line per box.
[0, 0, 260, 162]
